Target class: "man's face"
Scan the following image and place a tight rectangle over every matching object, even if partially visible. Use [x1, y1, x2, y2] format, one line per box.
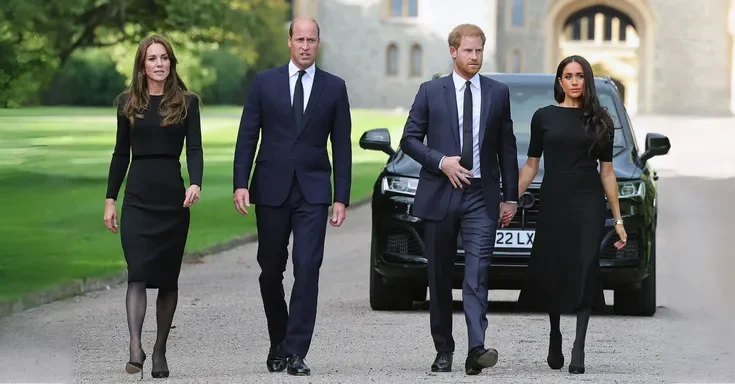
[450, 35, 483, 78]
[288, 20, 320, 69]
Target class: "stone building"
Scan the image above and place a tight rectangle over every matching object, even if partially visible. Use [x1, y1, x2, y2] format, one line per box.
[290, 0, 735, 116]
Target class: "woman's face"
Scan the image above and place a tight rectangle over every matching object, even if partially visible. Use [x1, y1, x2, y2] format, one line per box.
[144, 42, 170, 84]
[558, 61, 584, 100]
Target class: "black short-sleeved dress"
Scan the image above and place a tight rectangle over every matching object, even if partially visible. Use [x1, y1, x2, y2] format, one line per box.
[106, 94, 203, 291]
[516, 105, 612, 314]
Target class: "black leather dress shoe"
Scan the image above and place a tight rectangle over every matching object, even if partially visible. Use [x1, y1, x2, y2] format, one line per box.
[266, 343, 286, 372]
[431, 352, 453, 372]
[287, 354, 310, 376]
[465, 347, 498, 375]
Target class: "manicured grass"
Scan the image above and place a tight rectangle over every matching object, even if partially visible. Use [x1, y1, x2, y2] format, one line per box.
[0, 106, 408, 302]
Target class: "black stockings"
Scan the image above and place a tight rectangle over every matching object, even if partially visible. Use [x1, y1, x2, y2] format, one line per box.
[126, 282, 147, 363]
[547, 308, 591, 372]
[125, 282, 179, 373]
[152, 289, 178, 373]
[570, 307, 591, 372]
[547, 312, 563, 369]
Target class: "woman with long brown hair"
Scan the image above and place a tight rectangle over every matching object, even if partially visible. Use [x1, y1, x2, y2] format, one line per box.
[103, 35, 203, 379]
[514, 55, 627, 374]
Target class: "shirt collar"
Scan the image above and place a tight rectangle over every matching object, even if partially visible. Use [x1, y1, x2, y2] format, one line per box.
[452, 70, 480, 91]
[289, 60, 316, 79]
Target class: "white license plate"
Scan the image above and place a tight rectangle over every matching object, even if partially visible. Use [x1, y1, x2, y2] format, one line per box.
[495, 230, 535, 248]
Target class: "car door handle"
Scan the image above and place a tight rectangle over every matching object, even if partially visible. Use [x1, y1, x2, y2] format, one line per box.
[653, 171, 658, 181]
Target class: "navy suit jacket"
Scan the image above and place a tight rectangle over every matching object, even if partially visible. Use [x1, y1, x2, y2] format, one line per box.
[400, 74, 519, 221]
[233, 63, 352, 207]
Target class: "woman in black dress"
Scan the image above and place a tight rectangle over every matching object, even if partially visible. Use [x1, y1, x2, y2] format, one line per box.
[103, 35, 203, 379]
[513, 55, 627, 374]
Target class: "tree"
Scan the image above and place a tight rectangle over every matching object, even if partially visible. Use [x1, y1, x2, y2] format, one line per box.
[0, 0, 290, 106]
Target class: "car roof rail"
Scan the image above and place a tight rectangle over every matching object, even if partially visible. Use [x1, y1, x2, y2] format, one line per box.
[431, 72, 444, 80]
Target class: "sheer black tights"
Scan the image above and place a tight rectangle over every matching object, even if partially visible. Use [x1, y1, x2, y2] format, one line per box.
[547, 308, 591, 370]
[125, 282, 178, 373]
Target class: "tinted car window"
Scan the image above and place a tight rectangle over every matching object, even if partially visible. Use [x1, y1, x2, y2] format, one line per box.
[508, 84, 625, 148]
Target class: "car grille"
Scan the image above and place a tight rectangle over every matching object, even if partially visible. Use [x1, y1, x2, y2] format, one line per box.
[600, 232, 640, 260]
[383, 221, 423, 256]
[507, 189, 540, 229]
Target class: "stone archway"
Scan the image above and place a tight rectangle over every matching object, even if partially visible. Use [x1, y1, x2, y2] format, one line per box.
[545, 0, 656, 115]
[593, 62, 626, 103]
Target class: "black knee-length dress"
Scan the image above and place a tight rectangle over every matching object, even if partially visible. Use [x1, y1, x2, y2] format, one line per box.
[106, 94, 203, 291]
[516, 105, 611, 314]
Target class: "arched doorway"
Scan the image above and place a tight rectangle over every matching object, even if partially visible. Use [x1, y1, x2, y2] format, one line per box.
[545, 0, 656, 115]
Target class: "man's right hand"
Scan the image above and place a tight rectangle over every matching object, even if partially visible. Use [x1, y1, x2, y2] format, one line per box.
[440, 156, 473, 188]
[233, 188, 251, 215]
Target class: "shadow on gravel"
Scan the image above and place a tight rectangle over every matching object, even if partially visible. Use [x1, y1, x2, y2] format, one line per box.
[382, 176, 735, 327]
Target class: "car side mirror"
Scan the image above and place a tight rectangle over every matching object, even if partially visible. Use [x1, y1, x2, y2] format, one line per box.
[639, 132, 671, 164]
[359, 128, 395, 157]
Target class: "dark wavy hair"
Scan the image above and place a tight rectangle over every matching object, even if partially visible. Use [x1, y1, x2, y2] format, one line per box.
[553, 55, 614, 157]
[115, 35, 197, 127]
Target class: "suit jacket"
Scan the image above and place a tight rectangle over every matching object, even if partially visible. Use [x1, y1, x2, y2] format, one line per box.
[400, 74, 519, 221]
[233, 63, 352, 207]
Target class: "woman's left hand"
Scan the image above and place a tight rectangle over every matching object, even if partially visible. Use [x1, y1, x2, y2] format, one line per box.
[184, 184, 201, 207]
[614, 222, 627, 249]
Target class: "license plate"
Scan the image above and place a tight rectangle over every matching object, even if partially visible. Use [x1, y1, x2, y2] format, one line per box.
[495, 230, 535, 248]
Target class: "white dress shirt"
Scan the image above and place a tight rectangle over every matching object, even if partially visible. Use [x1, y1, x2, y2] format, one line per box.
[438, 71, 482, 177]
[289, 60, 315, 110]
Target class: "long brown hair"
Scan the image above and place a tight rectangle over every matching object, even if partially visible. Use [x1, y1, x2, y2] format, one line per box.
[115, 35, 197, 127]
[553, 55, 614, 157]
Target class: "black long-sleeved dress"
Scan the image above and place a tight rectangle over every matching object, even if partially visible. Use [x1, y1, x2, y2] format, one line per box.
[106, 94, 203, 291]
[517, 105, 610, 314]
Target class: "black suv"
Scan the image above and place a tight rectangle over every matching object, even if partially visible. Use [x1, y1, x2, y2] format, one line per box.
[359, 73, 671, 316]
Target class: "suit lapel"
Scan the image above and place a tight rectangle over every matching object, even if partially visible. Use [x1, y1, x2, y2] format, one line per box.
[479, 75, 492, 148]
[278, 64, 295, 130]
[297, 67, 325, 135]
[442, 76, 461, 151]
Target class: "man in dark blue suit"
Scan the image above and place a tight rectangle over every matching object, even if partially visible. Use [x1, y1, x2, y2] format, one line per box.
[232, 17, 352, 376]
[400, 24, 519, 375]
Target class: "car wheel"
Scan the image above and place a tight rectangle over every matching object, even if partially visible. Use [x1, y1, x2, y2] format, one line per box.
[614, 236, 657, 316]
[369, 234, 415, 311]
[369, 267, 414, 310]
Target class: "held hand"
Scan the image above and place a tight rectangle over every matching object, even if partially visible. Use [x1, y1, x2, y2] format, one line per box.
[330, 202, 347, 227]
[103, 199, 118, 234]
[614, 222, 628, 249]
[233, 188, 251, 215]
[440, 156, 473, 189]
[183, 185, 201, 207]
[499, 202, 517, 228]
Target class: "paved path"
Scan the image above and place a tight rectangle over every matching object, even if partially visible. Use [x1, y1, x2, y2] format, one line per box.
[2, 115, 735, 384]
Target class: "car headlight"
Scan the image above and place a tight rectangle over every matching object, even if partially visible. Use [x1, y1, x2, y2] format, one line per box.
[618, 180, 645, 199]
[381, 176, 418, 196]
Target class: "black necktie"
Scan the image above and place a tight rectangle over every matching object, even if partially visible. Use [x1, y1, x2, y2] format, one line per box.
[460, 80, 473, 171]
[293, 70, 306, 127]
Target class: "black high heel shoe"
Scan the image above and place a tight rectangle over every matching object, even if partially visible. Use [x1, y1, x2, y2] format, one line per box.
[568, 346, 585, 374]
[125, 352, 146, 379]
[547, 332, 564, 370]
[151, 353, 170, 378]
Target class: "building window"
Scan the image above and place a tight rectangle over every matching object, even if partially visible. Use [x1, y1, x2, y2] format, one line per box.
[410, 44, 422, 77]
[390, 0, 418, 18]
[386, 44, 399, 75]
[510, 50, 521, 73]
[511, 0, 524, 26]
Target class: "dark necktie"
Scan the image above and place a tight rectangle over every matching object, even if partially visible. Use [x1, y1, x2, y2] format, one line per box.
[460, 80, 473, 171]
[293, 70, 306, 127]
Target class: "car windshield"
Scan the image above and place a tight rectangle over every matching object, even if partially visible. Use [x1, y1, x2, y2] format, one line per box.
[509, 84, 625, 148]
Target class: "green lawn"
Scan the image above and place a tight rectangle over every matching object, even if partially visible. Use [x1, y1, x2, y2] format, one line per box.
[0, 106, 408, 303]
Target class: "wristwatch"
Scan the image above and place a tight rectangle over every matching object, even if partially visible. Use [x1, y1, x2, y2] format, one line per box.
[613, 218, 624, 225]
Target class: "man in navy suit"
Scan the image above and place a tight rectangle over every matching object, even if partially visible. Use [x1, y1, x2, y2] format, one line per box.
[400, 24, 519, 375]
[232, 17, 352, 376]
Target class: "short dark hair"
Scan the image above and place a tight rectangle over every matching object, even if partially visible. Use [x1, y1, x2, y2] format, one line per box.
[289, 17, 320, 38]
